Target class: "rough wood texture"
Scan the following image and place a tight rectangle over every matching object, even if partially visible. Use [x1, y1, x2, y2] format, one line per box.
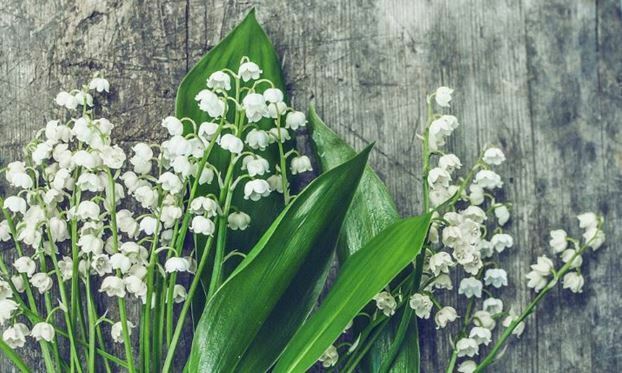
[0, 1, 620, 372]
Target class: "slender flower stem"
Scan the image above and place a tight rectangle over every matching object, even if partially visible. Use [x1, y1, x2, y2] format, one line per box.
[106, 170, 136, 373]
[85, 258, 97, 373]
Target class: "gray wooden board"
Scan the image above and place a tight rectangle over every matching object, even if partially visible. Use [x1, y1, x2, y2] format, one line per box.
[0, 1, 619, 372]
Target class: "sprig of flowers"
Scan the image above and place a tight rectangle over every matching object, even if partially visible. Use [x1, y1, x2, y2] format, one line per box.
[0, 57, 313, 372]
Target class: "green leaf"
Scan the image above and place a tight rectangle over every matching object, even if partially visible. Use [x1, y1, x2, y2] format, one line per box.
[273, 213, 432, 372]
[185, 146, 372, 372]
[309, 106, 421, 371]
[176, 8, 292, 258]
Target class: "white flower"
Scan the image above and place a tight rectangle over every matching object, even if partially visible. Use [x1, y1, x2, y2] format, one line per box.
[134, 186, 158, 209]
[190, 216, 215, 236]
[91, 254, 112, 276]
[560, 249, 582, 269]
[291, 155, 313, 175]
[438, 154, 462, 173]
[583, 228, 605, 250]
[171, 156, 195, 178]
[0, 221, 9, 242]
[429, 252, 454, 276]
[243, 93, 268, 122]
[494, 205, 510, 226]
[263, 88, 284, 103]
[3, 323, 29, 348]
[473, 310, 496, 330]
[78, 234, 104, 255]
[435, 306, 458, 329]
[199, 167, 215, 185]
[111, 321, 134, 343]
[238, 62, 262, 82]
[207, 71, 231, 91]
[228, 212, 251, 231]
[483, 147, 506, 165]
[110, 254, 132, 274]
[531, 255, 554, 275]
[165, 257, 191, 273]
[427, 167, 451, 189]
[189, 197, 220, 218]
[456, 337, 479, 357]
[72, 150, 101, 170]
[4, 196, 26, 214]
[490, 233, 513, 253]
[468, 184, 485, 206]
[243, 156, 270, 177]
[89, 77, 110, 92]
[198, 122, 220, 144]
[45, 120, 72, 143]
[219, 134, 244, 154]
[99, 276, 126, 297]
[577, 212, 599, 231]
[139, 217, 159, 235]
[160, 205, 183, 228]
[434, 86, 453, 107]
[562, 272, 584, 293]
[548, 229, 568, 253]
[244, 179, 271, 201]
[31, 273, 53, 294]
[483, 298, 504, 315]
[13, 257, 36, 277]
[474, 170, 503, 189]
[0, 300, 19, 325]
[318, 344, 338, 368]
[428, 117, 454, 151]
[11, 276, 24, 293]
[469, 326, 492, 346]
[158, 172, 183, 194]
[0, 281, 10, 300]
[173, 284, 187, 303]
[32, 142, 52, 165]
[55, 91, 79, 110]
[526, 270, 549, 292]
[502, 309, 525, 337]
[124, 275, 147, 298]
[268, 128, 290, 145]
[195, 89, 225, 118]
[58, 257, 73, 281]
[6, 162, 33, 189]
[431, 274, 453, 290]
[31, 322, 55, 342]
[372, 291, 397, 317]
[76, 173, 104, 192]
[484, 268, 508, 288]
[161, 116, 184, 136]
[267, 175, 284, 194]
[457, 360, 477, 373]
[461, 206, 487, 224]
[245, 129, 270, 151]
[100, 145, 126, 169]
[459, 277, 483, 298]
[285, 111, 307, 130]
[409, 293, 433, 319]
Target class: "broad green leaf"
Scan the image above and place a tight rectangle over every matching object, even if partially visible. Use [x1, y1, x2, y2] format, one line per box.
[273, 213, 432, 372]
[310, 106, 421, 371]
[185, 146, 372, 372]
[176, 8, 292, 258]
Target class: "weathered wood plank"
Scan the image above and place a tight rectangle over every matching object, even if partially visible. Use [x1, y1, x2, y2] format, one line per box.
[0, 0, 620, 372]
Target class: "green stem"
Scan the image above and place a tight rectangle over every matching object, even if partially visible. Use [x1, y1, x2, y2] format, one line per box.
[0, 339, 30, 372]
[85, 257, 96, 373]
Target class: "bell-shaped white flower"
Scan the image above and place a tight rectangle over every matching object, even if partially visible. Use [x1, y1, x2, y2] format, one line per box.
[91, 254, 112, 276]
[243, 93, 268, 122]
[483, 147, 506, 165]
[139, 217, 159, 235]
[172, 284, 187, 303]
[99, 276, 126, 297]
[195, 89, 225, 118]
[31, 273, 53, 294]
[165, 257, 191, 273]
[457, 360, 477, 373]
[269, 127, 291, 143]
[263, 88, 284, 103]
[245, 129, 270, 150]
[100, 145, 126, 169]
[285, 111, 307, 130]
[111, 321, 134, 343]
[228, 211, 251, 231]
[161, 116, 184, 136]
[434, 86, 454, 107]
[474, 170, 503, 189]
[0, 280, 11, 300]
[468, 184, 485, 206]
[577, 212, 599, 230]
[484, 268, 508, 288]
[6, 162, 33, 189]
[190, 216, 215, 236]
[238, 62, 262, 82]
[76, 201, 101, 221]
[291, 155, 313, 175]
[32, 142, 52, 165]
[243, 179, 271, 201]
[110, 254, 132, 274]
[483, 298, 503, 315]
[158, 172, 183, 194]
[531, 255, 554, 275]
[318, 345, 338, 368]
[409, 293, 433, 319]
[549, 229, 568, 253]
[242, 155, 270, 177]
[160, 205, 183, 228]
[207, 71, 231, 91]
[438, 154, 462, 173]
[502, 308, 525, 337]
[473, 310, 496, 330]
[456, 337, 479, 357]
[562, 272, 584, 293]
[435, 306, 458, 329]
[199, 167, 215, 185]
[31, 322, 55, 342]
[458, 277, 483, 298]
[219, 134, 244, 154]
[4, 196, 26, 214]
[76, 173, 105, 192]
[3, 323, 29, 349]
[72, 150, 101, 170]
[124, 275, 147, 299]
[189, 197, 220, 218]
[55, 91, 79, 110]
[560, 249, 582, 269]
[494, 205, 510, 226]
[78, 234, 104, 255]
[134, 186, 158, 209]
[13, 256, 36, 277]
[469, 326, 492, 346]
[429, 252, 454, 276]
[372, 291, 397, 317]
[0, 300, 19, 325]
[461, 206, 487, 224]
[490, 233, 513, 253]
[198, 122, 219, 144]
[267, 174, 284, 194]
[89, 77, 110, 92]
[583, 227, 605, 250]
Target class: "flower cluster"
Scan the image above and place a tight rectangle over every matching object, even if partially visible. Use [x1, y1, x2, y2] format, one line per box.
[0, 58, 313, 371]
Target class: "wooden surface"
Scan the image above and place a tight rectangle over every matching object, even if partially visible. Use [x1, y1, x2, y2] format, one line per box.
[0, 0, 620, 372]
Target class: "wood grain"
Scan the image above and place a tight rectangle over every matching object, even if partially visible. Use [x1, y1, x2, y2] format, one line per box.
[0, 0, 620, 372]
